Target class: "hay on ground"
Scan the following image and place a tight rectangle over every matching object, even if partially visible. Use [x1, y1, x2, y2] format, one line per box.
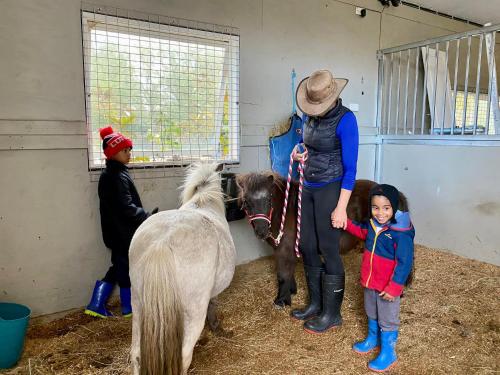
[2, 245, 499, 375]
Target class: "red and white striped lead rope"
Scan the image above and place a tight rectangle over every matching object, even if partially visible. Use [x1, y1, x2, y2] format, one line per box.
[271, 147, 307, 258]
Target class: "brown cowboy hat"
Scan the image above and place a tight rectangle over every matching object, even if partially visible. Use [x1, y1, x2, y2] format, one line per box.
[296, 69, 348, 116]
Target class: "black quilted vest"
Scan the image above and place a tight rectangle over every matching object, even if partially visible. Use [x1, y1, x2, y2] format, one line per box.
[303, 99, 350, 183]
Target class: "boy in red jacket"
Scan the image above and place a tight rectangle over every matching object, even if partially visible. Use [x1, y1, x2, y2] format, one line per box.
[343, 184, 414, 372]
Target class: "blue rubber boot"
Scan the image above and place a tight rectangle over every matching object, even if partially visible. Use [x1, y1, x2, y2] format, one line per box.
[368, 330, 398, 372]
[353, 319, 380, 354]
[120, 288, 132, 317]
[84, 280, 114, 318]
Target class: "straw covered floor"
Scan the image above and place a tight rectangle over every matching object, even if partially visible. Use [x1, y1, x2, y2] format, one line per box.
[2, 245, 499, 375]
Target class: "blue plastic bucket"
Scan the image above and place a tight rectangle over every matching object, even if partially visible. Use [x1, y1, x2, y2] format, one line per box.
[0, 302, 31, 369]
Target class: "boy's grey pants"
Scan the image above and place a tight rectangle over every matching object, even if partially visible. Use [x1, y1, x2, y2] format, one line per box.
[364, 288, 400, 331]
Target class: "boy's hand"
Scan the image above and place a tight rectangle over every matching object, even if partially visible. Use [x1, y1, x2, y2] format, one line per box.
[379, 291, 395, 301]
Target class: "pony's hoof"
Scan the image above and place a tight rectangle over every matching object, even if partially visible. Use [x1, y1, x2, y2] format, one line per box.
[273, 298, 291, 309]
[213, 327, 233, 338]
[220, 329, 234, 338]
[198, 336, 210, 346]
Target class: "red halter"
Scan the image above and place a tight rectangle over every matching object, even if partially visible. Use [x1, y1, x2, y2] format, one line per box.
[245, 207, 274, 226]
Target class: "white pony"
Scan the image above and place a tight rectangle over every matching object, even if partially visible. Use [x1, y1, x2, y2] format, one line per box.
[129, 163, 236, 375]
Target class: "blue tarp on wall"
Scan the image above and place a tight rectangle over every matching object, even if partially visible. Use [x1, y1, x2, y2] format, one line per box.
[269, 113, 306, 180]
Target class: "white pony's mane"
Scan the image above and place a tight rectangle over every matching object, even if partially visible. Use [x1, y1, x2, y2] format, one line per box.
[181, 162, 225, 213]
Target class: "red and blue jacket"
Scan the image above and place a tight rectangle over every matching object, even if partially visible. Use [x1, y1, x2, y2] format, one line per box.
[346, 211, 415, 297]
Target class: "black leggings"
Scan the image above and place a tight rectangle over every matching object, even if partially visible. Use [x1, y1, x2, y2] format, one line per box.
[299, 181, 344, 275]
[102, 247, 131, 288]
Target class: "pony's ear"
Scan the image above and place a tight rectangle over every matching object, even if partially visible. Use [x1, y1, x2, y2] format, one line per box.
[215, 163, 224, 172]
[267, 174, 274, 185]
[235, 174, 247, 190]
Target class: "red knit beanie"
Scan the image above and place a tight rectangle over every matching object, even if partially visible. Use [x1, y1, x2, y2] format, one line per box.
[99, 126, 133, 159]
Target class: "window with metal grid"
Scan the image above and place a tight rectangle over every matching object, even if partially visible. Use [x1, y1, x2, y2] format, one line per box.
[377, 26, 500, 137]
[81, 7, 240, 169]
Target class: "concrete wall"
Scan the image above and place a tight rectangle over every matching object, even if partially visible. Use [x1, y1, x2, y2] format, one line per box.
[0, 0, 476, 316]
[380, 142, 500, 266]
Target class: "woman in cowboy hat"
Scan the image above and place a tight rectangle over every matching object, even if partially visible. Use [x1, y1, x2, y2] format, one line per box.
[291, 69, 359, 334]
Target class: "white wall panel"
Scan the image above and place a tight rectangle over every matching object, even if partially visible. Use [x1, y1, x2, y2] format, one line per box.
[380, 144, 500, 265]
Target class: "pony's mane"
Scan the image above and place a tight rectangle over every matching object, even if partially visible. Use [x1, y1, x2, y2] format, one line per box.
[236, 171, 297, 207]
[181, 162, 224, 213]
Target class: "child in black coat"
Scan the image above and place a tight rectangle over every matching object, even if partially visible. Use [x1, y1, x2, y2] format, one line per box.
[85, 127, 157, 318]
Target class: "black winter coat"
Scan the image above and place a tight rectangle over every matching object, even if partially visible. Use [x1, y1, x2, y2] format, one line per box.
[98, 159, 149, 250]
[303, 99, 350, 183]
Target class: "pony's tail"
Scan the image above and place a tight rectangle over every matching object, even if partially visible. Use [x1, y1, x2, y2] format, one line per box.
[138, 243, 184, 375]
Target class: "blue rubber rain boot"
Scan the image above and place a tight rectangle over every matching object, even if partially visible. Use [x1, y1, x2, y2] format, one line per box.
[368, 330, 398, 372]
[353, 319, 380, 354]
[84, 280, 114, 318]
[120, 288, 132, 318]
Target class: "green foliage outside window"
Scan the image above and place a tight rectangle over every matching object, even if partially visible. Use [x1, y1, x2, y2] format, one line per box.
[88, 29, 229, 164]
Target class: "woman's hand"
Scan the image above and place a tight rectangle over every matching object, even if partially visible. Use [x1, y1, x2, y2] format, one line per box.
[292, 144, 307, 162]
[331, 206, 348, 229]
[292, 152, 306, 162]
[379, 291, 395, 301]
[331, 189, 352, 230]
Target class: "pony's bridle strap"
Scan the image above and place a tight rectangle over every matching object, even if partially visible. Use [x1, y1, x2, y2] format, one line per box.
[245, 207, 274, 225]
[243, 146, 307, 257]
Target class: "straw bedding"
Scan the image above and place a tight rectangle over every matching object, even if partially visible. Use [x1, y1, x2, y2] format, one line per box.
[2, 244, 499, 375]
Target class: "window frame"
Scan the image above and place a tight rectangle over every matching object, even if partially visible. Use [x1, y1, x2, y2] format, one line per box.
[81, 9, 240, 170]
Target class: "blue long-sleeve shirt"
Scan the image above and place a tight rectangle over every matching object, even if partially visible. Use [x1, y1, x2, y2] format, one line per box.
[302, 111, 359, 190]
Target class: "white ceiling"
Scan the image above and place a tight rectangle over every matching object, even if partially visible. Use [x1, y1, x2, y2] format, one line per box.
[408, 0, 500, 26]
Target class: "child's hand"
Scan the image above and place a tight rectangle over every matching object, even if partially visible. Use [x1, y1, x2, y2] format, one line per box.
[379, 291, 395, 301]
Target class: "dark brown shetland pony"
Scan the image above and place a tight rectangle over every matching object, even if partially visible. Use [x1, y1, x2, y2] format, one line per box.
[236, 173, 410, 308]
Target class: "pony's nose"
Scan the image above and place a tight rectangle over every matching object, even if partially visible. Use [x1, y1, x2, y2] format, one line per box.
[254, 223, 269, 240]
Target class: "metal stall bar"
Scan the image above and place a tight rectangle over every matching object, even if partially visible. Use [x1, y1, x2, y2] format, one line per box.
[441, 41, 450, 135]
[489, 32, 500, 135]
[461, 36, 472, 135]
[485, 31, 496, 134]
[387, 53, 394, 135]
[473, 34, 483, 135]
[451, 38, 460, 130]
[380, 23, 500, 54]
[421, 45, 429, 134]
[485, 33, 494, 134]
[431, 42, 440, 133]
[412, 47, 420, 135]
[376, 51, 385, 133]
[403, 49, 411, 134]
[395, 51, 402, 134]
